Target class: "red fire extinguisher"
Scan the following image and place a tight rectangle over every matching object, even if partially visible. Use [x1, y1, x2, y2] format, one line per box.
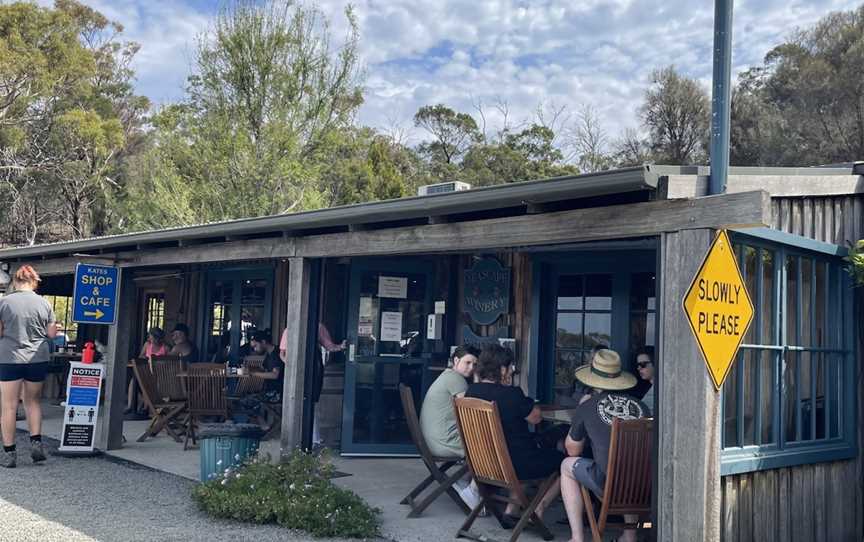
[82, 341, 96, 364]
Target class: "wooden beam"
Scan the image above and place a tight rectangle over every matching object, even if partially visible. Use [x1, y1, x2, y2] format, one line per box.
[98, 267, 135, 451]
[281, 257, 312, 455]
[655, 229, 722, 541]
[14, 237, 297, 276]
[295, 190, 771, 258]
[660, 174, 864, 199]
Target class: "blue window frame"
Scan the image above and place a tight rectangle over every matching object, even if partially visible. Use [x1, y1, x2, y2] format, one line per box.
[721, 229, 856, 475]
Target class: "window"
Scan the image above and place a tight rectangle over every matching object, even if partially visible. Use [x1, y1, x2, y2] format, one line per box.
[721, 233, 856, 475]
[43, 295, 79, 348]
[144, 292, 165, 332]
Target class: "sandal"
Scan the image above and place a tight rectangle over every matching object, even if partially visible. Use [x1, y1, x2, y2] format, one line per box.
[498, 514, 521, 530]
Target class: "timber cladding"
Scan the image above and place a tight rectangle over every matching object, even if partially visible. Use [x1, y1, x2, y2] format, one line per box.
[721, 460, 859, 542]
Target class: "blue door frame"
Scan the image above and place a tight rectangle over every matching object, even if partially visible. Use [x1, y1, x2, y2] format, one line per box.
[529, 250, 657, 402]
[341, 258, 436, 455]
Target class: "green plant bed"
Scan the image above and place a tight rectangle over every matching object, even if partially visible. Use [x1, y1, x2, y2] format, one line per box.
[193, 450, 380, 539]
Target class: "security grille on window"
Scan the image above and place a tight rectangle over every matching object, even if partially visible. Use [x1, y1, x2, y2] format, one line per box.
[721, 235, 856, 475]
[43, 295, 78, 348]
[144, 293, 166, 332]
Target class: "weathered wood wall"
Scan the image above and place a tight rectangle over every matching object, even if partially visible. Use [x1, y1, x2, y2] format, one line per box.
[722, 193, 864, 542]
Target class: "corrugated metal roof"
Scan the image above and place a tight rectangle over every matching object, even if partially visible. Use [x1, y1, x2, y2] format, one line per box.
[0, 165, 659, 260]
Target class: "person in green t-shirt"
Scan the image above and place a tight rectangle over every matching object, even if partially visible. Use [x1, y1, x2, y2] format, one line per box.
[419, 345, 482, 509]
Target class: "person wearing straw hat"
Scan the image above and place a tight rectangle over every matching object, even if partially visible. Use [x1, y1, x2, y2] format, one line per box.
[559, 349, 648, 542]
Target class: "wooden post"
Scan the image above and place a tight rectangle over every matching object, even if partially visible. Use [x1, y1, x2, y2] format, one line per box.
[280, 257, 311, 455]
[656, 229, 722, 541]
[98, 267, 134, 451]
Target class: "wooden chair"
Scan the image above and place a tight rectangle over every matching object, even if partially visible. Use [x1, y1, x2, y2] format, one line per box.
[581, 418, 653, 542]
[454, 397, 558, 542]
[183, 363, 228, 450]
[151, 355, 187, 402]
[233, 355, 267, 397]
[131, 358, 186, 443]
[398, 384, 471, 518]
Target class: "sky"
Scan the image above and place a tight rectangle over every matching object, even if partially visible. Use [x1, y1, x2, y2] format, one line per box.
[42, 0, 863, 145]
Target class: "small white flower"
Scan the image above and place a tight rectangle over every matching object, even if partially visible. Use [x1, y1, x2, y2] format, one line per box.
[216, 460, 222, 466]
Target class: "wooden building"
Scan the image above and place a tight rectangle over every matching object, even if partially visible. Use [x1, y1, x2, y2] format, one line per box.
[0, 164, 861, 541]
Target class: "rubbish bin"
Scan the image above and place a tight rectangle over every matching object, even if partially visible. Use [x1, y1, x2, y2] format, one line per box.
[199, 423, 265, 482]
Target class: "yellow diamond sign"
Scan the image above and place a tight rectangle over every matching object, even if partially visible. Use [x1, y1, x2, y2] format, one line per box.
[683, 230, 755, 390]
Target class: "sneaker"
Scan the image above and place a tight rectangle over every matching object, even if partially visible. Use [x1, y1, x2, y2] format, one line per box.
[0, 449, 16, 468]
[30, 441, 46, 463]
[456, 482, 481, 510]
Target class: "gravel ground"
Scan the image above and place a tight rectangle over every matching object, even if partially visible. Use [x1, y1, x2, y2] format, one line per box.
[0, 432, 380, 542]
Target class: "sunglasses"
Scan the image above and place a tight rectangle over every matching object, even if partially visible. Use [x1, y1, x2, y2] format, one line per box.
[637, 361, 653, 369]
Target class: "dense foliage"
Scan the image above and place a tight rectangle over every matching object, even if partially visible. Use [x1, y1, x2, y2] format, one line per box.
[193, 450, 381, 539]
[2, 1, 863, 246]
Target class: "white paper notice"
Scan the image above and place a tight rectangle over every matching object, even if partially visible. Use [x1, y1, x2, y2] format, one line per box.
[359, 297, 373, 318]
[380, 312, 403, 342]
[378, 276, 408, 298]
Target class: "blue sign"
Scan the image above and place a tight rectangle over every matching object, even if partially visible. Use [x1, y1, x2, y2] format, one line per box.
[72, 263, 118, 325]
[68, 387, 99, 407]
[464, 258, 511, 325]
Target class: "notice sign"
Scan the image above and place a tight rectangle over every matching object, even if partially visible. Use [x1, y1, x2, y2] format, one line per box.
[378, 276, 408, 299]
[683, 230, 755, 390]
[380, 311, 403, 342]
[72, 263, 119, 324]
[59, 362, 104, 453]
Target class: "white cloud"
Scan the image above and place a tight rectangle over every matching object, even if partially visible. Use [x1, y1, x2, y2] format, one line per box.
[57, 0, 864, 147]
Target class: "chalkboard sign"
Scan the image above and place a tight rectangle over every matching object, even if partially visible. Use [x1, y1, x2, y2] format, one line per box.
[464, 258, 510, 325]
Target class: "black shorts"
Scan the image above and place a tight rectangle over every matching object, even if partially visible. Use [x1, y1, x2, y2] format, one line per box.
[0, 362, 50, 383]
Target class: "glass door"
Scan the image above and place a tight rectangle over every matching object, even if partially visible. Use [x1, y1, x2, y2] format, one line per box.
[537, 251, 656, 403]
[203, 269, 273, 364]
[341, 260, 434, 455]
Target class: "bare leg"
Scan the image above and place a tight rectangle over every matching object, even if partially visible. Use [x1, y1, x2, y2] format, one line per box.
[1, 380, 24, 446]
[22, 380, 44, 437]
[127, 377, 137, 411]
[535, 477, 561, 519]
[560, 457, 586, 542]
[505, 489, 519, 516]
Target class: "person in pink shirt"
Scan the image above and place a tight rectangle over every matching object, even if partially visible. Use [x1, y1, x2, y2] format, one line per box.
[126, 327, 168, 415]
[279, 323, 344, 445]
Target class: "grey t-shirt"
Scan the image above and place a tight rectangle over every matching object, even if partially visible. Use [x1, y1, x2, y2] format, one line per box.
[0, 290, 55, 364]
[420, 369, 469, 456]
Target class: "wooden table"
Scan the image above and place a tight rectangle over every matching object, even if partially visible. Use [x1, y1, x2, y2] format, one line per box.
[537, 404, 575, 424]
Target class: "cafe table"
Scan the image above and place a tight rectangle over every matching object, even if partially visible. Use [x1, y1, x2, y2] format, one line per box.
[537, 403, 575, 424]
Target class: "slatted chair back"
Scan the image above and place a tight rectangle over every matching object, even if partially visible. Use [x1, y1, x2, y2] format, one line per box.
[399, 384, 435, 462]
[234, 355, 266, 396]
[151, 355, 187, 401]
[601, 417, 653, 517]
[453, 397, 520, 491]
[185, 363, 228, 417]
[132, 358, 161, 413]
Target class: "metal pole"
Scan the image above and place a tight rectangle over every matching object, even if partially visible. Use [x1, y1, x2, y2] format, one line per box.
[709, 0, 734, 195]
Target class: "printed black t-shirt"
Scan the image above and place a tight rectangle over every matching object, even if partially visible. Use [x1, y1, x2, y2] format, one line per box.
[568, 392, 648, 475]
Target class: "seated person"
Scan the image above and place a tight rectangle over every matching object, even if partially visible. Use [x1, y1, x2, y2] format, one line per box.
[631, 347, 655, 416]
[126, 327, 168, 414]
[169, 323, 199, 363]
[466, 344, 563, 526]
[419, 345, 480, 508]
[420, 345, 480, 458]
[249, 330, 284, 399]
[560, 349, 648, 542]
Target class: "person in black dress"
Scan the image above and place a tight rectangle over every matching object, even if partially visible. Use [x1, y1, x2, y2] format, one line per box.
[465, 344, 564, 526]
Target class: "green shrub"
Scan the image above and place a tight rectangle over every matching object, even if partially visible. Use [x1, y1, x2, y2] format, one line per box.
[846, 239, 864, 287]
[193, 450, 380, 539]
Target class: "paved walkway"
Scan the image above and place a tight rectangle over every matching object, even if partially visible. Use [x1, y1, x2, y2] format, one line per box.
[0, 432, 358, 542]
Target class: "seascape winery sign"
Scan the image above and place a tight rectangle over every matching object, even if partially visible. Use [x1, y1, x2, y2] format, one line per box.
[683, 230, 755, 390]
[464, 258, 511, 325]
[58, 362, 104, 454]
[72, 263, 118, 324]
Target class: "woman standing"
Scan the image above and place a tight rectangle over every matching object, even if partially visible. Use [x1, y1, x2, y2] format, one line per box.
[0, 266, 57, 468]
